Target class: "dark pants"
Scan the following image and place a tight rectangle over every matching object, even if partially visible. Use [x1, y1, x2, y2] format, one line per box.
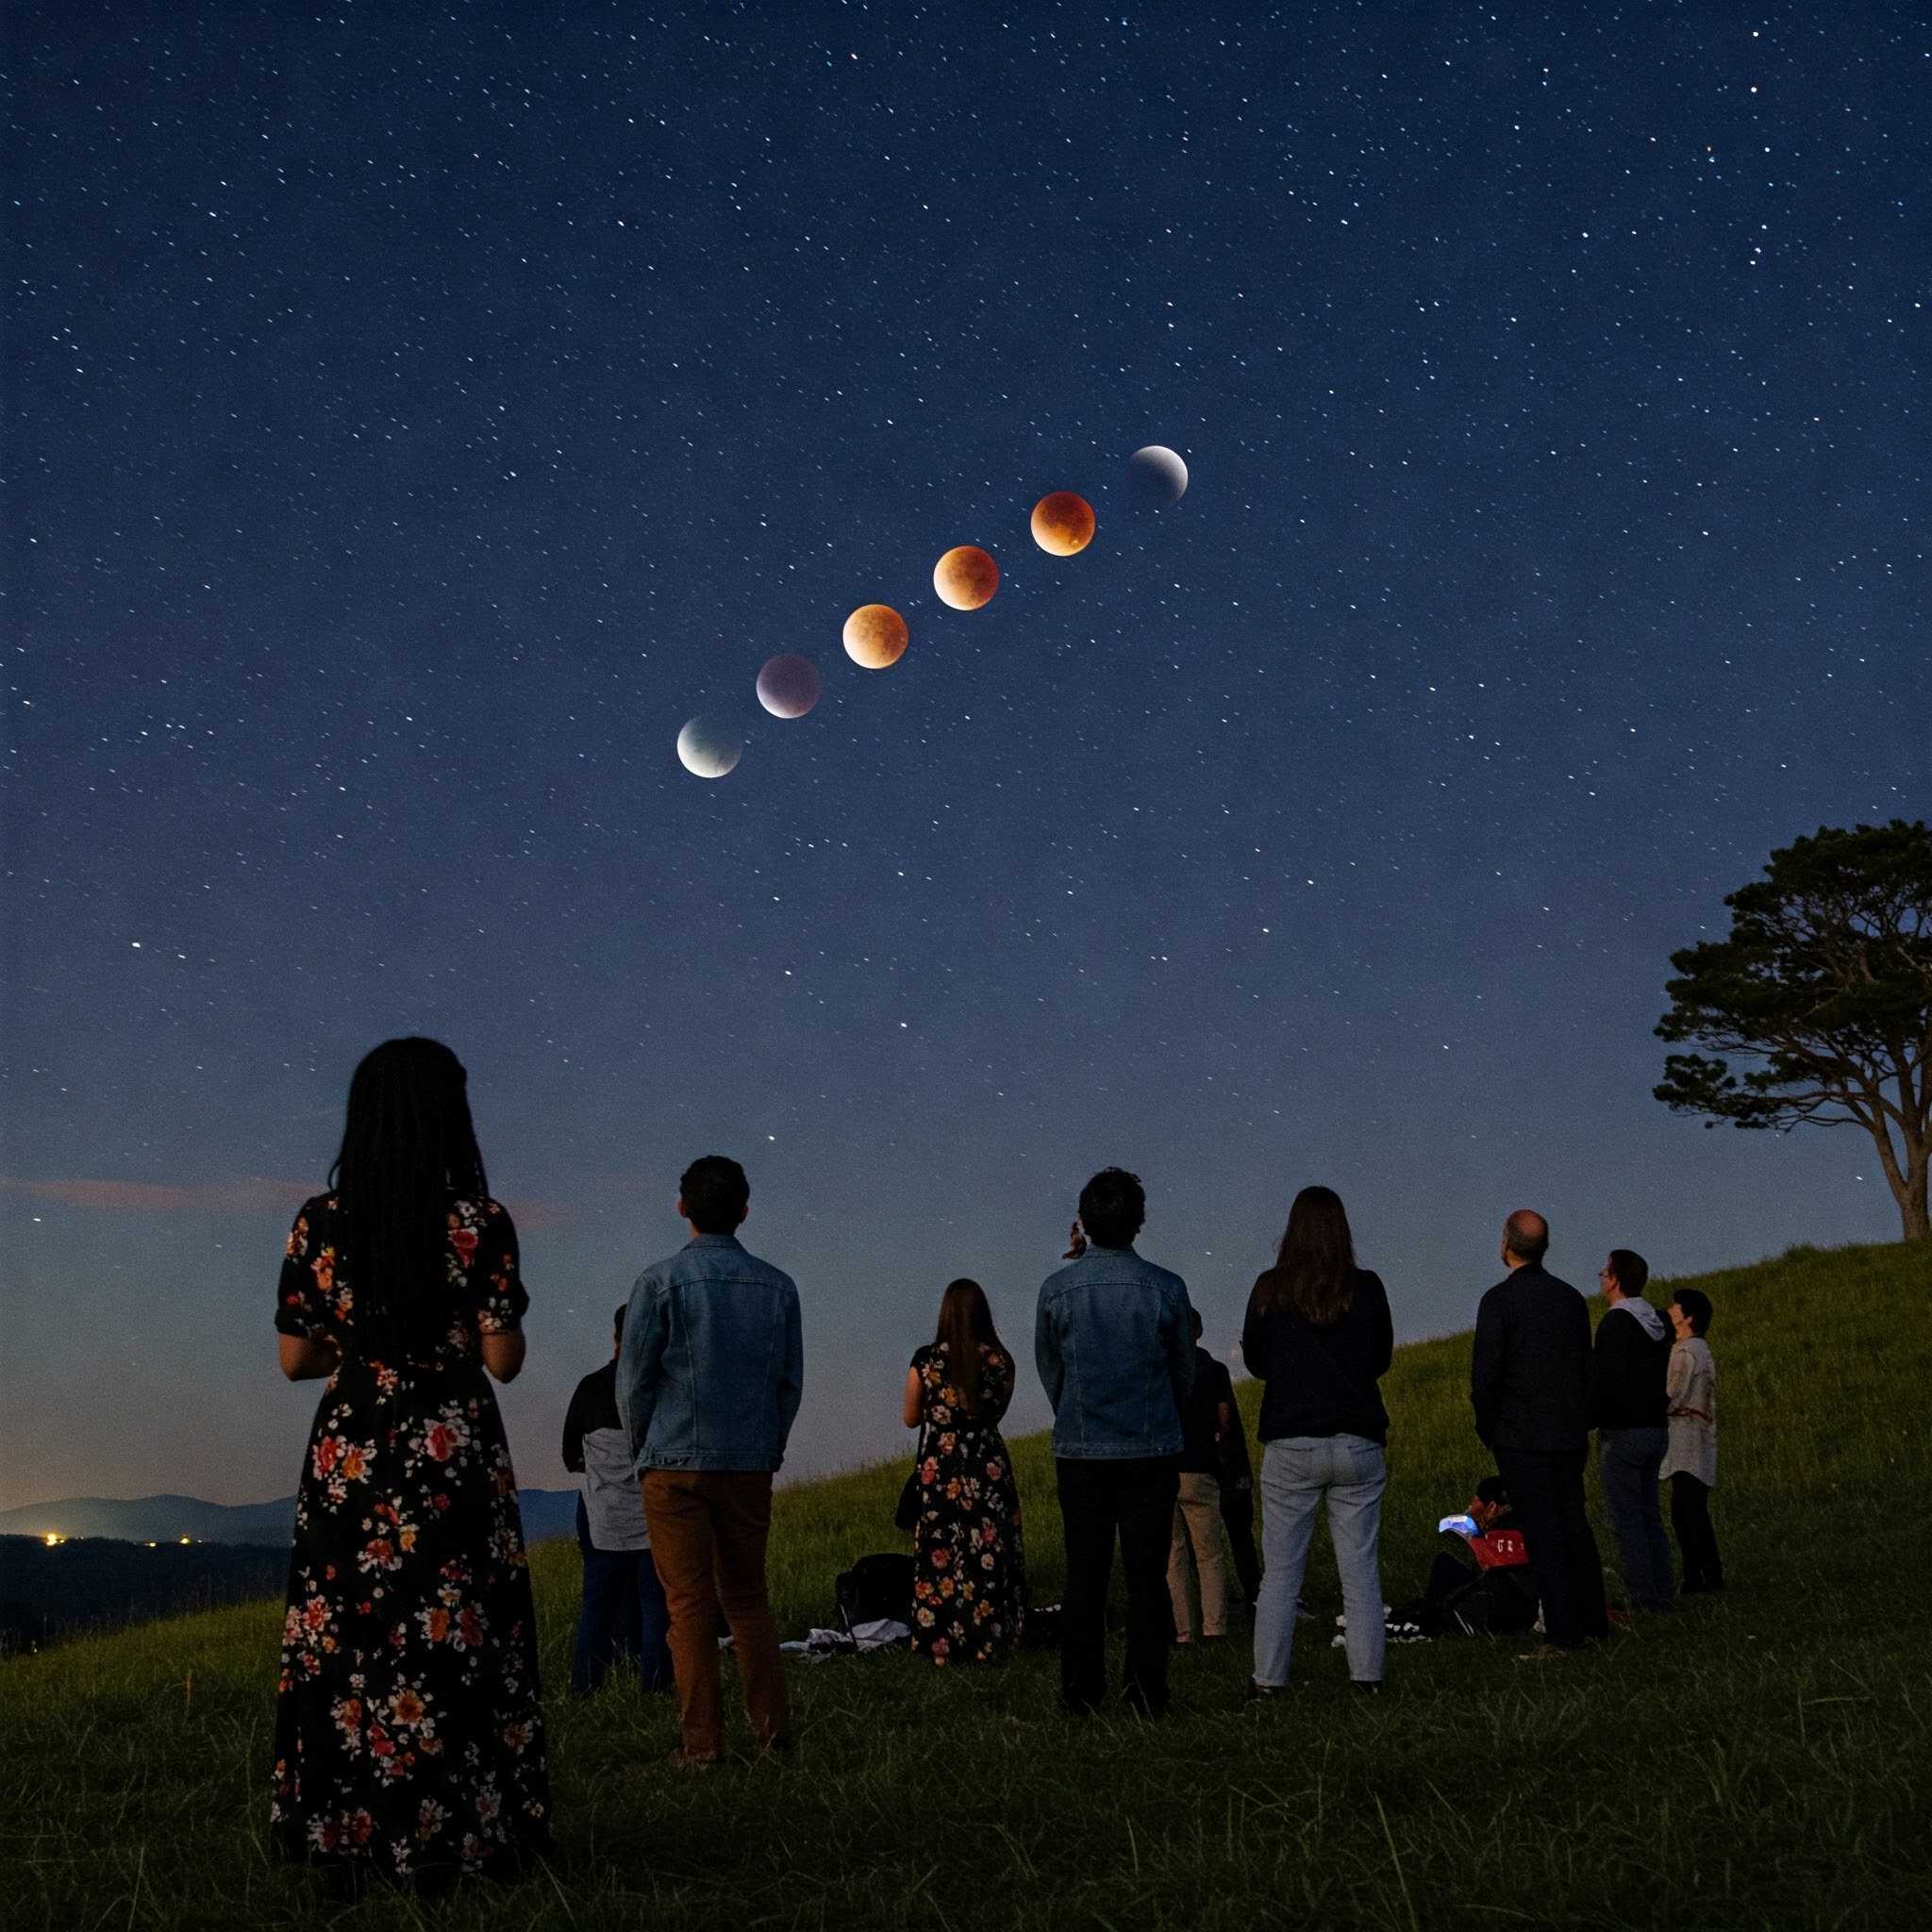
[1056, 1456, 1181, 1716]
[1492, 1447, 1608, 1648]
[1600, 1426, 1674, 1609]
[1670, 1473, 1724, 1591]
[573, 1541, 674, 1693]
[1219, 1479, 1264, 1606]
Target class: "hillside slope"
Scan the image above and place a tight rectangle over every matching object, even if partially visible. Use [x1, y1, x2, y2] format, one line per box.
[3, 1240, 1928, 1930]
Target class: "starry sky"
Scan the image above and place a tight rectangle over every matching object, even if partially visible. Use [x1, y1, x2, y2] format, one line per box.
[2, 3, 1924, 1514]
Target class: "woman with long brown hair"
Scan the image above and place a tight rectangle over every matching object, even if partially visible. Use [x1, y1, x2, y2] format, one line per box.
[901, 1279, 1026, 1662]
[1241, 1185, 1394, 1696]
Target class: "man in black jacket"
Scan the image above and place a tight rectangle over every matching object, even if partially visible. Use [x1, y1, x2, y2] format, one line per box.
[1470, 1210, 1608, 1657]
[562, 1305, 673, 1693]
[1590, 1248, 1674, 1614]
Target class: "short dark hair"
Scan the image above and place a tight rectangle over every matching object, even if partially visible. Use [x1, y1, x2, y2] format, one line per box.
[1607, 1248, 1649, 1297]
[1673, 1287, 1713, 1338]
[1190, 1307, 1204, 1341]
[679, 1155, 749, 1234]
[1474, 1474, 1511, 1508]
[1503, 1209, 1549, 1264]
[612, 1303, 627, 1345]
[1077, 1167, 1145, 1248]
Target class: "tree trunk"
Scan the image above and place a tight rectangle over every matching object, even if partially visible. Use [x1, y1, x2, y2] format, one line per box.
[1901, 1157, 1929, 1243]
[1874, 1120, 1929, 1241]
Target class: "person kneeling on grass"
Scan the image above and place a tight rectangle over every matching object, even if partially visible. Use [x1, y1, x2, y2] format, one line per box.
[1661, 1288, 1723, 1592]
[1409, 1476, 1539, 1638]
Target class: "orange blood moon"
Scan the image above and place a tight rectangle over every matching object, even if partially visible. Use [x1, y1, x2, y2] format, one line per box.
[1030, 491, 1096, 556]
[932, 545, 999, 610]
[842, 602, 909, 669]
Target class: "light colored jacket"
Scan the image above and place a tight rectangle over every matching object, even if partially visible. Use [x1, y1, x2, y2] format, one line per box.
[1661, 1337, 1716, 1486]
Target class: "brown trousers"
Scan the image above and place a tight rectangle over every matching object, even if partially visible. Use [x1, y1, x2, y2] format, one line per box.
[640, 1469, 789, 1757]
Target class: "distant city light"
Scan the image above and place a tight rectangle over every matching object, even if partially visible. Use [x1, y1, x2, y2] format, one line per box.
[178, 1536, 192, 1545]
[42, 1533, 62, 1547]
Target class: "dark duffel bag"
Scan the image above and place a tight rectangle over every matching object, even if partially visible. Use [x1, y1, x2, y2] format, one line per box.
[835, 1553, 916, 1632]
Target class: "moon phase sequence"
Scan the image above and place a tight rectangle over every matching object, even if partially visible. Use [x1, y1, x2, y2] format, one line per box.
[933, 544, 999, 610]
[675, 451, 1185, 774]
[1030, 491, 1096, 556]
[843, 603, 910, 669]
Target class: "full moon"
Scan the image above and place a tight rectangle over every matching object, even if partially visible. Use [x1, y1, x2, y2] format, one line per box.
[756, 654, 822, 719]
[1030, 491, 1096, 556]
[675, 715, 742, 779]
[842, 603, 909, 669]
[932, 545, 999, 610]
[1125, 444, 1189, 507]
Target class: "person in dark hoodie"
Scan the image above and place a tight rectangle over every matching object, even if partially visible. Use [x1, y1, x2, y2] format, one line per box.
[1470, 1209, 1609, 1658]
[562, 1305, 673, 1693]
[1590, 1249, 1674, 1614]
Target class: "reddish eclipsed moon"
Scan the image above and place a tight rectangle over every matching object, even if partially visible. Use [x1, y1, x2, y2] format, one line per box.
[842, 603, 909, 669]
[932, 544, 1000, 611]
[1030, 491, 1096, 557]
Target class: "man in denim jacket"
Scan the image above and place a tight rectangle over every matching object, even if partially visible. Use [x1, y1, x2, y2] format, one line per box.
[619, 1155, 803, 1766]
[1036, 1167, 1195, 1716]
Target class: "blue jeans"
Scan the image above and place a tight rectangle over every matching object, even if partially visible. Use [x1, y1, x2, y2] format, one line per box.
[1600, 1425, 1674, 1610]
[1254, 1434, 1386, 1687]
[573, 1542, 674, 1694]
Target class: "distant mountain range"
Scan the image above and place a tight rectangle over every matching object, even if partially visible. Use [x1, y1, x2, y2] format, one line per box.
[0, 1488, 582, 1547]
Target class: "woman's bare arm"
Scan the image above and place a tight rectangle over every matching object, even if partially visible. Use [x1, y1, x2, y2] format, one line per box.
[902, 1365, 924, 1428]
[278, 1333, 340, 1382]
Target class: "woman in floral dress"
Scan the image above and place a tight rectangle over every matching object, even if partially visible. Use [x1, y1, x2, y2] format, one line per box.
[271, 1037, 550, 1890]
[902, 1279, 1025, 1663]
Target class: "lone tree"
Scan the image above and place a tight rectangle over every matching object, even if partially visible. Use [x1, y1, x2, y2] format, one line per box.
[1656, 820, 1931, 1243]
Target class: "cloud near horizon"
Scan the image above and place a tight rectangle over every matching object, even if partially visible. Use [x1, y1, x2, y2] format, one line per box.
[0, 1176, 566, 1229]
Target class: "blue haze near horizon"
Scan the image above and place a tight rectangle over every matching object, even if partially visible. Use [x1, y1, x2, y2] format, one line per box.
[1, 4, 1923, 1514]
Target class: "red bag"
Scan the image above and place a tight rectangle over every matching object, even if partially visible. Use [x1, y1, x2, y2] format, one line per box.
[1469, 1526, 1528, 1571]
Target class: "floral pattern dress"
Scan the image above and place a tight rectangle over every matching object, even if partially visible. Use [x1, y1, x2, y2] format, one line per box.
[271, 1193, 550, 1886]
[908, 1341, 1025, 1663]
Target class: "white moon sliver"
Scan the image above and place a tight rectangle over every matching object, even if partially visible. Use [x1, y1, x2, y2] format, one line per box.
[676, 716, 742, 779]
[756, 654, 822, 719]
[1126, 444, 1189, 507]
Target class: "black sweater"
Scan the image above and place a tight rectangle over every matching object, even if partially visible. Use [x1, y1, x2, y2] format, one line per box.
[1588, 1298, 1671, 1430]
[1241, 1268, 1394, 1446]
[1470, 1264, 1591, 1453]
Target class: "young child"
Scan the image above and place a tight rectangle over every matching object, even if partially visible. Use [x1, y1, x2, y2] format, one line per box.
[1660, 1288, 1723, 1592]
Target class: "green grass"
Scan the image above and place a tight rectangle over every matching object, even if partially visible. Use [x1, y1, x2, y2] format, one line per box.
[5, 1241, 1930, 1929]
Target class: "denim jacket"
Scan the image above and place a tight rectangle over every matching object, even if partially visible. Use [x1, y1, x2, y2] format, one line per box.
[617, 1234, 804, 1473]
[1035, 1244, 1194, 1458]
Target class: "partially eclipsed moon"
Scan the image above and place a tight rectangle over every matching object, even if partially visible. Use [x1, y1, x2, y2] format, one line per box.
[1030, 491, 1096, 556]
[933, 545, 999, 610]
[843, 603, 909, 669]
[1126, 444, 1189, 507]
[676, 715, 742, 778]
[756, 654, 822, 719]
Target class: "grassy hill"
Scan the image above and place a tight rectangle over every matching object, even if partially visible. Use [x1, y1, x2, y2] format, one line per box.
[3, 1241, 1928, 1929]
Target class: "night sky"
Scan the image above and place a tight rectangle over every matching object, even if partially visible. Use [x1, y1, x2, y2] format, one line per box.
[3, 4, 1924, 1514]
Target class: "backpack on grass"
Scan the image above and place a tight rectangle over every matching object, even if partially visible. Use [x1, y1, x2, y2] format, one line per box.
[835, 1554, 915, 1633]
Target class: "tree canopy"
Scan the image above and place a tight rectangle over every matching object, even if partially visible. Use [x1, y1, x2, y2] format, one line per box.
[1655, 820, 1931, 1242]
